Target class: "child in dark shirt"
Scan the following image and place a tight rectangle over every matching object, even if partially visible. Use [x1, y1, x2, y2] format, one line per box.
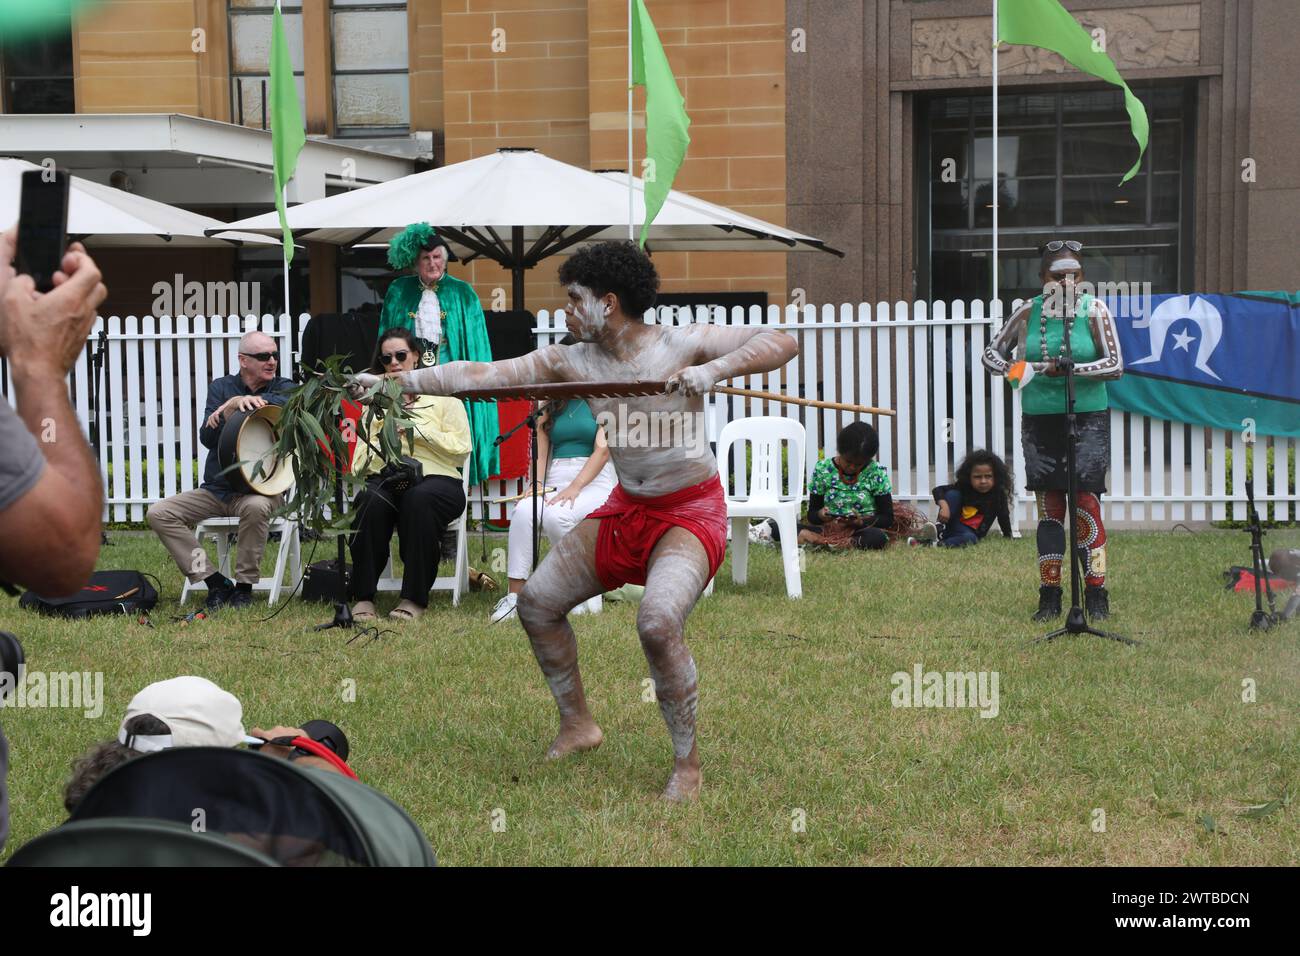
[923, 449, 1013, 547]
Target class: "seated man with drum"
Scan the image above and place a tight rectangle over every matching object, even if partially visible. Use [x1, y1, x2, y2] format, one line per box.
[147, 330, 294, 609]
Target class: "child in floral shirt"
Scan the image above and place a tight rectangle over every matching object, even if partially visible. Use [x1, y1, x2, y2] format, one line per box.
[800, 421, 894, 550]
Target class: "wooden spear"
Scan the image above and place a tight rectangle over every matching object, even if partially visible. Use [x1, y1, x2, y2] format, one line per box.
[449, 381, 895, 417]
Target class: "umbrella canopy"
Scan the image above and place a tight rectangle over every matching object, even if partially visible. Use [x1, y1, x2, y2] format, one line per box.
[219, 147, 841, 308]
[0, 158, 277, 248]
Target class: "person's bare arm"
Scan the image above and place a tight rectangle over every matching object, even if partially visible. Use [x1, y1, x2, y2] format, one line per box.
[400, 345, 574, 395]
[550, 428, 610, 506]
[0, 233, 106, 594]
[1073, 298, 1123, 380]
[569, 428, 611, 491]
[666, 324, 798, 396]
[982, 304, 1031, 376]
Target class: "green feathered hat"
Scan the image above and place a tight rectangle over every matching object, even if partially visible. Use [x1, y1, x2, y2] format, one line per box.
[387, 222, 456, 271]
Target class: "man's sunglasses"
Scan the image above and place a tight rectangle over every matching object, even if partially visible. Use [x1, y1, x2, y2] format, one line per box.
[241, 351, 278, 362]
[381, 349, 411, 365]
[1042, 240, 1083, 254]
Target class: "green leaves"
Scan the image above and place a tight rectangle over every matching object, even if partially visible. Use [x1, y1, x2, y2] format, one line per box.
[268, 355, 416, 532]
[1237, 790, 1291, 819]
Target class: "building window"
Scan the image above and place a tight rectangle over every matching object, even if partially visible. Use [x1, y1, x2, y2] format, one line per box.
[918, 83, 1195, 302]
[331, 0, 409, 136]
[228, 0, 307, 129]
[1, 15, 74, 113]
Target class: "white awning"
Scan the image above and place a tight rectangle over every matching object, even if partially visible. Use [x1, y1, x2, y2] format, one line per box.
[0, 113, 414, 208]
[219, 147, 842, 257]
[0, 157, 278, 247]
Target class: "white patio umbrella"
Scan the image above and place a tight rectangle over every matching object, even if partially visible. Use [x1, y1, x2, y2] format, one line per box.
[0, 158, 277, 248]
[218, 147, 841, 309]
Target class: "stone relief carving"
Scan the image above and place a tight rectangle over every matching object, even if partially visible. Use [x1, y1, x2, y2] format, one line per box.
[912, 4, 1201, 79]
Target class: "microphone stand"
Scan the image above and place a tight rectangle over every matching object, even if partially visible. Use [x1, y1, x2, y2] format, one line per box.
[314, 470, 354, 631]
[89, 328, 110, 545]
[495, 403, 544, 571]
[1037, 290, 1136, 646]
[1243, 473, 1278, 631]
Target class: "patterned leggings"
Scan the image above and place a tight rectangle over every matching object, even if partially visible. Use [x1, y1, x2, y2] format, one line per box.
[1035, 491, 1107, 587]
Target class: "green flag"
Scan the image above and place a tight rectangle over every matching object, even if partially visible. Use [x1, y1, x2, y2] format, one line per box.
[0, 0, 97, 39]
[631, 0, 690, 247]
[998, 0, 1148, 183]
[269, 0, 305, 263]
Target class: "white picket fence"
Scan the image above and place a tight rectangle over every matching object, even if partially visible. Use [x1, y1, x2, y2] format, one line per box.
[1, 308, 1294, 528]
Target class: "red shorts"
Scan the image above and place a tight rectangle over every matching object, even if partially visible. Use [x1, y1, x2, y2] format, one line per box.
[586, 475, 728, 591]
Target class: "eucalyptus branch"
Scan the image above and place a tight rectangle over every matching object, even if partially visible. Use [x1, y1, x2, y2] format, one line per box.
[266, 355, 421, 533]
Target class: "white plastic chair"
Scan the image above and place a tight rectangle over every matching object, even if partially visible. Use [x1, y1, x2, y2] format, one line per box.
[711, 416, 806, 599]
[179, 510, 302, 605]
[376, 454, 472, 607]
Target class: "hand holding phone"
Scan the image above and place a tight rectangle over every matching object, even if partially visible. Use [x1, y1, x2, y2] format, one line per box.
[0, 227, 106, 373]
[14, 169, 70, 293]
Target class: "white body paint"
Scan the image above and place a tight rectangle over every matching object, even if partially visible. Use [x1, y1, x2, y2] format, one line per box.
[401, 319, 796, 497]
[568, 282, 609, 341]
[392, 299, 797, 799]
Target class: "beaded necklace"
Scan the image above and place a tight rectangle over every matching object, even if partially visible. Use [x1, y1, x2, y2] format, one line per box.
[1038, 291, 1083, 362]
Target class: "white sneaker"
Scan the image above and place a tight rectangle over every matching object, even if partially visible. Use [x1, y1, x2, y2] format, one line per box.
[490, 592, 519, 624]
[748, 518, 776, 545]
[913, 521, 938, 544]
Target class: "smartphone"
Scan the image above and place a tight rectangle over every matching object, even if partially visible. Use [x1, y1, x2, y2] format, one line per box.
[15, 168, 71, 292]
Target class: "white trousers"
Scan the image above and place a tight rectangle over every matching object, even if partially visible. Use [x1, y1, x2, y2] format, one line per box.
[508, 457, 616, 580]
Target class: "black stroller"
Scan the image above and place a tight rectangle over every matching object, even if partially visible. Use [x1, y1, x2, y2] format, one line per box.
[7, 747, 435, 867]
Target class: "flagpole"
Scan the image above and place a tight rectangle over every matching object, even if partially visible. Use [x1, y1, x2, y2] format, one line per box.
[992, 0, 999, 312]
[627, 0, 634, 241]
[281, 184, 290, 326]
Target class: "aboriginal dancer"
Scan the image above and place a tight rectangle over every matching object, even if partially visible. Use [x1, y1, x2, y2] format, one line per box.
[982, 240, 1123, 621]
[354, 241, 796, 800]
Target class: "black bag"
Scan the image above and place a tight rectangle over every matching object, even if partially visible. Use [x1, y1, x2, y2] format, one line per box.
[19, 570, 159, 618]
[377, 455, 423, 494]
[302, 559, 350, 603]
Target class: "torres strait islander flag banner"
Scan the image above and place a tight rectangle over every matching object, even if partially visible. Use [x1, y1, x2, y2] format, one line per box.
[1105, 291, 1300, 438]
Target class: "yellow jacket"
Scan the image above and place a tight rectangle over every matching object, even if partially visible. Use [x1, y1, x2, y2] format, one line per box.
[350, 395, 472, 481]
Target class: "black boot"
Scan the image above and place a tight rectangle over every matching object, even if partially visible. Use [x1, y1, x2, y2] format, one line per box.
[1085, 585, 1110, 620]
[204, 573, 236, 609]
[1032, 585, 1062, 622]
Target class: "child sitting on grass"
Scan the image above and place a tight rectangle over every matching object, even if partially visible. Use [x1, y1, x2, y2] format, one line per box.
[796, 421, 894, 550]
[917, 448, 1013, 547]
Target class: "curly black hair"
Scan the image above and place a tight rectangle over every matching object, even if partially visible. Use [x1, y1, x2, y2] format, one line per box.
[955, 448, 1014, 507]
[837, 421, 879, 462]
[557, 241, 659, 317]
[63, 713, 171, 814]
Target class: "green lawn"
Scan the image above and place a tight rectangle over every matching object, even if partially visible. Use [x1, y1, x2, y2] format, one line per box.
[1, 526, 1298, 865]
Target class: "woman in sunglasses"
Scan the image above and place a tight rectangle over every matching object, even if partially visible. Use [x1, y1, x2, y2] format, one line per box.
[347, 329, 472, 621]
[981, 240, 1124, 622]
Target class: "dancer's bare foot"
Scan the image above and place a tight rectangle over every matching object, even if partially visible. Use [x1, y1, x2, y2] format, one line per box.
[660, 760, 701, 802]
[546, 717, 604, 759]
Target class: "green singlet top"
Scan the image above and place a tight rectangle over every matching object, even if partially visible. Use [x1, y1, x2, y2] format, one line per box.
[548, 400, 599, 459]
[1022, 293, 1109, 416]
